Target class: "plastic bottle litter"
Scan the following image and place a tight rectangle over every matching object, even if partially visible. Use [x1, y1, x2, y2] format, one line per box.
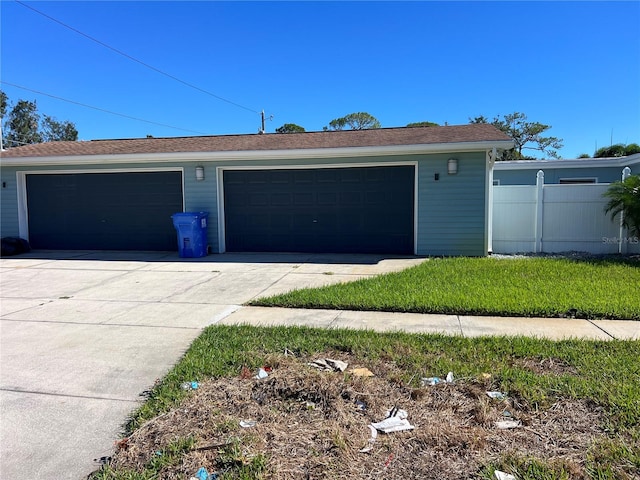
[486, 391, 507, 400]
[240, 420, 257, 428]
[494, 470, 516, 480]
[421, 371, 454, 386]
[181, 381, 199, 391]
[421, 377, 442, 386]
[255, 368, 269, 379]
[355, 400, 367, 411]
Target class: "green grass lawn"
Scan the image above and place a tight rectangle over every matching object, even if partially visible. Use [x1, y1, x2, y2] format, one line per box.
[251, 256, 640, 319]
[94, 326, 640, 480]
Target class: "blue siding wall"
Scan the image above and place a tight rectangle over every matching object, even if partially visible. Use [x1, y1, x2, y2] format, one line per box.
[417, 152, 487, 256]
[1, 153, 490, 256]
[495, 165, 635, 185]
[1, 167, 20, 237]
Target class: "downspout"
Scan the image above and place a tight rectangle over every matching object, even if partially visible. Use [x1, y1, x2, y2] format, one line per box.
[486, 147, 496, 255]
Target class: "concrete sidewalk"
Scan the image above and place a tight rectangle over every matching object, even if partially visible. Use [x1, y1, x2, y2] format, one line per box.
[218, 306, 640, 341]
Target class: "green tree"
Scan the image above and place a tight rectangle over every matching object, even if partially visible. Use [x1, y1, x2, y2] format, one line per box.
[41, 115, 79, 142]
[603, 175, 640, 236]
[275, 123, 305, 133]
[324, 112, 381, 131]
[5, 99, 42, 147]
[470, 112, 563, 160]
[594, 143, 640, 158]
[1, 91, 78, 147]
[0, 91, 7, 119]
[406, 121, 439, 127]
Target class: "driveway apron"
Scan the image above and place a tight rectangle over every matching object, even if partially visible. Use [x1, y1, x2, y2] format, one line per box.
[0, 251, 424, 479]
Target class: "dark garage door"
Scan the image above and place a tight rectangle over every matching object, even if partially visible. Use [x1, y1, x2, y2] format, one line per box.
[26, 171, 183, 250]
[223, 166, 414, 254]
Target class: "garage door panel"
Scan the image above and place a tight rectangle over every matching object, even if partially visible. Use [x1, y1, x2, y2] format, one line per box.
[223, 166, 414, 254]
[26, 172, 183, 251]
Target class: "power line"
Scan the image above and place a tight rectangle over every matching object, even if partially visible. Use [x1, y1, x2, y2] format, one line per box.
[1, 81, 209, 135]
[15, 0, 261, 115]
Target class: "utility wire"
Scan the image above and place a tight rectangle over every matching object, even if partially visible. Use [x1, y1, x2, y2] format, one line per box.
[1, 81, 208, 135]
[15, 0, 261, 115]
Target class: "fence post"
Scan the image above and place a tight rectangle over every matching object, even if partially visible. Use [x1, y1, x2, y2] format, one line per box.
[535, 170, 544, 253]
[619, 167, 632, 254]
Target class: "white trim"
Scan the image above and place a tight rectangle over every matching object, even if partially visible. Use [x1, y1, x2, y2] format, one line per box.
[216, 162, 419, 255]
[558, 177, 598, 184]
[485, 149, 496, 255]
[16, 167, 185, 243]
[494, 153, 640, 171]
[0, 140, 515, 167]
[216, 166, 226, 253]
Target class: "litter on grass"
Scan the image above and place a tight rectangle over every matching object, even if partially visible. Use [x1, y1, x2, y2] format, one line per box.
[495, 420, 521, 429]
[421, 371, 454, 386]
[181, 381, 199, 390]
[191, 466, 212, 480]
[494, 470, 516, 480]
[371, 407, 414, 433]
[350, 367, 375, 377]
[359, 425, 378, 453]
[239, 420, 257, 428]
[308, 358, 348, 372]
[486, 391, 507, 400]
[421, 377, 442, 386]
[255, 368, 269, 379]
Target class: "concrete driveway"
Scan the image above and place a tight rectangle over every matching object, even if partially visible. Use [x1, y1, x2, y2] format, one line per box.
[0, 250, 424, 479]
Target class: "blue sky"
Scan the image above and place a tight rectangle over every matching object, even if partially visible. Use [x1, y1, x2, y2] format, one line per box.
[1, 1, 639, 158]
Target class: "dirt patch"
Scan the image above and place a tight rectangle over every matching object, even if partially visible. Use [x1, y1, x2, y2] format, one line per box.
[109, 353, 609, 479]
[515, 357, 579, 376]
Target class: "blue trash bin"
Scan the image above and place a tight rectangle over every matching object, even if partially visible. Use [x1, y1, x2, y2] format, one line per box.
[171, 212, 209, 258]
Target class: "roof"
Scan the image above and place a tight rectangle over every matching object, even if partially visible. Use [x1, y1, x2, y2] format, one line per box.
[493, 153, 640, 171]
[1, 124, 512, 160]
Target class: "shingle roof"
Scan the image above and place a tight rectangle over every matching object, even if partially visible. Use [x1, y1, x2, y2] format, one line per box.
[0, 124, 512, 159]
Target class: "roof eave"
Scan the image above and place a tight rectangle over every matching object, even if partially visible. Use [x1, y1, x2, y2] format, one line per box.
[493, 152, 640, 171]
[0, 140, 515, 167]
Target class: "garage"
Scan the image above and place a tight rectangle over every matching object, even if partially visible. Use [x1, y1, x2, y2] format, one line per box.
[26, 171, 183, 250]
[223, 166, 415, 254]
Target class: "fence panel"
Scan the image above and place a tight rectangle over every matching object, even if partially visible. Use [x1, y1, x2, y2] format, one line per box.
[492, 182, 639, 254]
[492, 186, 536, 253]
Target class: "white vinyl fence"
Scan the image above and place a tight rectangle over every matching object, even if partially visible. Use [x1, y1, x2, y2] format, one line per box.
[492, 169, 639, 254]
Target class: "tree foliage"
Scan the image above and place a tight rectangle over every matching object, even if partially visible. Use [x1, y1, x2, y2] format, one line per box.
[406, 121, 439, 127]
[470, 112, 563, 160]
[1, 91, 78, 147]
[275, 123, 306, 133]
[594, 143, 640, 158]
[603, 175, 640, 237]
[324, 112, 381, 131]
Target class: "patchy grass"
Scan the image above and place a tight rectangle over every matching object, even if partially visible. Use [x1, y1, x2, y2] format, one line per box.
[250, 256, 640, 320]
[91, 326, 640, 480]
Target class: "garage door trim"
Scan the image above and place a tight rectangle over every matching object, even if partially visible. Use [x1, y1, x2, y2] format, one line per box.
[216, 162, 418, 254]
[16, 167, 185, 242]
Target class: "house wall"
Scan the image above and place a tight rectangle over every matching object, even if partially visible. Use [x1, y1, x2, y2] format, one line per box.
[494, 164, 637, 185]
[416, 151, 487, 256]
[0, 151, 489, 256]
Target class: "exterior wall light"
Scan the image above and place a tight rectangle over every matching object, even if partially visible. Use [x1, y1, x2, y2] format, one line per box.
[447, 158, 458, 175]
[195, 166, 205, 181]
